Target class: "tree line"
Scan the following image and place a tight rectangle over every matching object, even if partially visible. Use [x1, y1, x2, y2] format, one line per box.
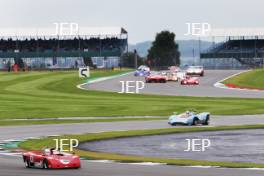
[122, 30, 180, 69]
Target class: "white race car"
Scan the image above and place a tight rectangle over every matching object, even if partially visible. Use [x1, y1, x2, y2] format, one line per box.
[168, 111, 210, 126]
[161, 71, 178, 81]
[186, 66, 204, 76]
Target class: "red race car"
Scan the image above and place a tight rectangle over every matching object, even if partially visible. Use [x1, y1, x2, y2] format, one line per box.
[23, 148, 81, 169]
[145, 73, 167, 83]
[181, 76, 199, 85]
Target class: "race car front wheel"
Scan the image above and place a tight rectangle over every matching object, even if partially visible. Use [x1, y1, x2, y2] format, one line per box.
[192, 118, 199, 126]
[42, 159, 49, 169]
[25, 159, 31, 168]
[25, 158, 35, 168]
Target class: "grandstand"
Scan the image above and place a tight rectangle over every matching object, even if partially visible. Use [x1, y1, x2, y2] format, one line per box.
[200, 28, 264, 69]
[0, 27, 128, 70]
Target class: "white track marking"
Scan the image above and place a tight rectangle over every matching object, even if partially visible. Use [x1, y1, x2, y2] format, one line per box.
[0, 116, 165, 121]
[184, 165, 219, 168]
[87, 160, 115, 163]
[239, 168, 264, 171]
[127, 162, 166, 166]
[77, 72, 132, 90]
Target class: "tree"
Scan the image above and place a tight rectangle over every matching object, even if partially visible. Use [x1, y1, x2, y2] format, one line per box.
[121, 52, 144, 68]
[148, 31, 180, 68]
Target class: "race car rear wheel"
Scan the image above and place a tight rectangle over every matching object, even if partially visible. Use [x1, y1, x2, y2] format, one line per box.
[192, 118, 199, 126]
[203, 115, 210, 125]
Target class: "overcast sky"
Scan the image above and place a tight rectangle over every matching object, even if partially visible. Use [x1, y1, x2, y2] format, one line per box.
[0, 0, 263, 44]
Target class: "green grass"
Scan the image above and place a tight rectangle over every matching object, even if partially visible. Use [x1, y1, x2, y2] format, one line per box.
[20, 125, 264, 168]
[223, 69, 264, 89]
[0, 69, 264, 120]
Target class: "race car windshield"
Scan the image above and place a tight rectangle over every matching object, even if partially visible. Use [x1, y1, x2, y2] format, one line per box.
[189, 66, 202, 69]
[178, 113, 191, 118]
[52, 150, 64, 155]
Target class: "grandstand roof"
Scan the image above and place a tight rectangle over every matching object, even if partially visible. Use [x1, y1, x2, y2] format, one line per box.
[206, 28, 264, 37]
[0, 27, 127, 38]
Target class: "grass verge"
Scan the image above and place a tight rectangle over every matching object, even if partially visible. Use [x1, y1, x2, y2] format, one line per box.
[223, 69, 264, 89]
[0, 69, 264, 120]
[20, 124, 264, 168]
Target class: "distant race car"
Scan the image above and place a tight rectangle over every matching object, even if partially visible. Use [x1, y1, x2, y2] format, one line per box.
[145, 73, 167, 83]
[168, 111, 210, 126]
[23, 148, 81, 169]
[138, 65, 150, 72]
[186, 66, 204, 76]
[134, 70, 150, 76]
[181, 76, 199, 85]
[134, 65, 150, 76]
[161, 71, 178, 81]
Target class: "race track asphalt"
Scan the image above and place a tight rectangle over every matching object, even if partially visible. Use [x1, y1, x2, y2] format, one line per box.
[1, 114, 264, 141]
[81, 70, 264, 98]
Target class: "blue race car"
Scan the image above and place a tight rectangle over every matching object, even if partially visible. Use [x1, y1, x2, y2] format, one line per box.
[168, 111, 210, 126]
[134, 66, 150, 76]
[134, 70, 150, 76]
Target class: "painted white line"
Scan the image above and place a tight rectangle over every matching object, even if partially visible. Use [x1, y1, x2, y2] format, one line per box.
[3, 139, 24, 142]
[0, 116, 165, 121]
[182, 166, 264, 170]
[0, 152, 22, 156]
[76, 72, 132, 90]
[127, 162, 165, 166]
[86, 160, 264, 170]
[239, 168, 264, 171]
[86, 160, 115, 163]
[184, 165, 219, 169]
[24, 137, 42, 140]
[87, 160, 164, 166]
